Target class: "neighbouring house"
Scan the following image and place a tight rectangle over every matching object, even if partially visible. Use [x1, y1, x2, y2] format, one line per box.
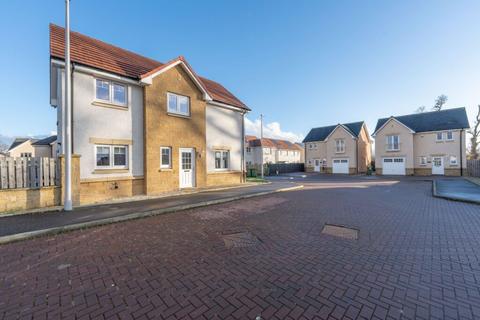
[372, 108, 469, 176]
[32, 135, 58, 158]
[49, 24, 249, 205]
[6, 136, 58, 158]
[303, 122, 372, 174]
[6, 138, 36, 158]
[245, 136, 303, 167]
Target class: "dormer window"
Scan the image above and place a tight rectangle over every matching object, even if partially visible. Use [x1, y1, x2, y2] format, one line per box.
[167, 92, 190, 116]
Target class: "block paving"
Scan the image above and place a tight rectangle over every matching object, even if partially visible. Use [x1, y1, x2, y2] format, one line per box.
[1, 177, 480, 319]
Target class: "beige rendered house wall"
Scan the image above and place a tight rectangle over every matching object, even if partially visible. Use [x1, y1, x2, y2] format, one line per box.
[7, 141, 35, 158]
[304, 141, 327, 172]
[413, 130, 466, 175]
[374, 119, 414, 175]
[357, 126, 372, 173]
[325, 126, 357, 172]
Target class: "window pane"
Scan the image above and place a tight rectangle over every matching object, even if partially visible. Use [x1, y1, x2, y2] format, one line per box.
[96, 146, 110, 166]
[447, 132, 453, 140]
[222, 151, 229, 169]
[113, 84, 126, 105]
[96, 80, 110, 101]
[161, 148, 170, 167]
[168, 94, 177, 112]
[437, 132, 443, 140]
[179, 96, 189, 114]
[113, 147, 126, 166]
[215, 151, 221, 169]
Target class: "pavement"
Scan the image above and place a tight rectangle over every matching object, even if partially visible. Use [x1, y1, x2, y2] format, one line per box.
[434, 178, 480, 204]
[1, 175, 480, 319]
[0, 180, 300, 242]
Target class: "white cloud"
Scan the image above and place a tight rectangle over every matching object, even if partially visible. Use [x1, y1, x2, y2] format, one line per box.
[245, 117, 304, 143]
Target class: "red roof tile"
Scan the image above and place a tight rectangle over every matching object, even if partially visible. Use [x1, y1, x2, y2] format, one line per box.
[248, 138, 303, 151]
[50, 24, 249, 110]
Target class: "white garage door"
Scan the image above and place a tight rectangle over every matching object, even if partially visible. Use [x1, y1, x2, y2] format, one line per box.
[332, 159, 349, 174]
[382, 158, 405, 175]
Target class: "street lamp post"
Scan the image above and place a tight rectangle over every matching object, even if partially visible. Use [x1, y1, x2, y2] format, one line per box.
[64, 0, 72, 211]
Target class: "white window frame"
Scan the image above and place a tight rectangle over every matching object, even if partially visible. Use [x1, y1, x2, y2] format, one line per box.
[214, 150, 230, 170]
[420, 156, 427, 166]
[335, 139, 345, 153]
[436, 132, 444, 141]
[160, 147, 172, 169]
[386, 135, 400, 151]
[94, 145, 128, 169]
[446, 131, 454, 141]
[450, 155, 458, 166]
[246, 147, 251, 153]
[94, 78, 128, 107]
[167, 92, 190, 116]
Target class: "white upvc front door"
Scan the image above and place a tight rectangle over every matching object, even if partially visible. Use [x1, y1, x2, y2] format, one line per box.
[179, 148, 195, 188]
[432, 157, 444, 175]
[314, 159, 321, 172]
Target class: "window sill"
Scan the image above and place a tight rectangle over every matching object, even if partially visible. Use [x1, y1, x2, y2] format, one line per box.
[435, 140, 444, 143]
[93, 168, 129, 174]
[159, 168, 173, 172]
[446, 140, 455, 143]
[210, 170, 240, 174]
[167, 112, 190, 119]
[335, 151, 345, 154]
[92, 101, 128, 110]
[386, 149, 400, 152]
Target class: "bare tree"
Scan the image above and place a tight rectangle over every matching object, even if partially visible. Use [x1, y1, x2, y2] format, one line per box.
[468, 105, 480, 160]
[432, 95, 448, 111]
[416, 106, 426, 113]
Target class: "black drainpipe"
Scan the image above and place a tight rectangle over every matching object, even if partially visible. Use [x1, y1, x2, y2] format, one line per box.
[460, 129, 463, 176]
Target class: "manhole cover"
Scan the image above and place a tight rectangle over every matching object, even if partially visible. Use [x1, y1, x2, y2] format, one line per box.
[221, 232, 260, 248]
[321, 224, 359, 240]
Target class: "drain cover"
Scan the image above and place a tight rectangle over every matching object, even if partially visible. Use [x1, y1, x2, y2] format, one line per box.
[321, 224, 359, 240]
[221, 232, 260, 248]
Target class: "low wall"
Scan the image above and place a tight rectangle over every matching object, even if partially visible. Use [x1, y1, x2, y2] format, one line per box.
[0, 186, 60, 213]
[79, 177, 145, 205]
[206, 171, 243, 186]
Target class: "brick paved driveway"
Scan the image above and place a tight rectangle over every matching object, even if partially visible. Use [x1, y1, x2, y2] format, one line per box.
[1, 176, 480, 319]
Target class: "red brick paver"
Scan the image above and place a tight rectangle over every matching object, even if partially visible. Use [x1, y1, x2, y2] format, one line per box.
[1, 177, 480, 319]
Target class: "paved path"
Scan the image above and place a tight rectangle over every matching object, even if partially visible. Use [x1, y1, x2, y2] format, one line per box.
[435, 178, 480, 204]
[1, 176, 480, 319]
[0, 181, 297, 238]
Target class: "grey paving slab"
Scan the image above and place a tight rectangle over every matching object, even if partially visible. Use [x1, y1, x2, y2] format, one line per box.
[435, 178, 480, 204]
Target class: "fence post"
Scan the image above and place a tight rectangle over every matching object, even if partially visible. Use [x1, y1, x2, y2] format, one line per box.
[59, 154, 81, 206]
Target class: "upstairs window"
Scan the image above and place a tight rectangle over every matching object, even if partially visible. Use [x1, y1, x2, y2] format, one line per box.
[436, 132, 444, 141]
[95, 79, 127, 106]
[246, 147, 251, 153]
[335, 139, 345, 153]
[386, 135, 400, 151]
[446, 131, 454, 141]
[167, 93, 190, 116]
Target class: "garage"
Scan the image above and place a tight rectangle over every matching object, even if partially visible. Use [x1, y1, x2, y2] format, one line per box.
[332, 159, 349, 174]
[382, 157, 405, 175]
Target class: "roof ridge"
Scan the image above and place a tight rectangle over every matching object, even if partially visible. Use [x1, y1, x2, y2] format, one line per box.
[387, 107, 466, 119]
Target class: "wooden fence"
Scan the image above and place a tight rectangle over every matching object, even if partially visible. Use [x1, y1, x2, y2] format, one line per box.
[0, 157, 58, 189]
[467, 159, 480, 177]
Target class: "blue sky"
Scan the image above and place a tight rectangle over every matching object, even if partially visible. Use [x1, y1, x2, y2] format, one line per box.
[0, 0, 479, 141]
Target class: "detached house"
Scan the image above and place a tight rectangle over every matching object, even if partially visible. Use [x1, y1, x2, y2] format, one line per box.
[303, 122, 372, 174]
[49, 24, 249, 205]
[373, 108, 469, 176]
[245, 136, 303, 166]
